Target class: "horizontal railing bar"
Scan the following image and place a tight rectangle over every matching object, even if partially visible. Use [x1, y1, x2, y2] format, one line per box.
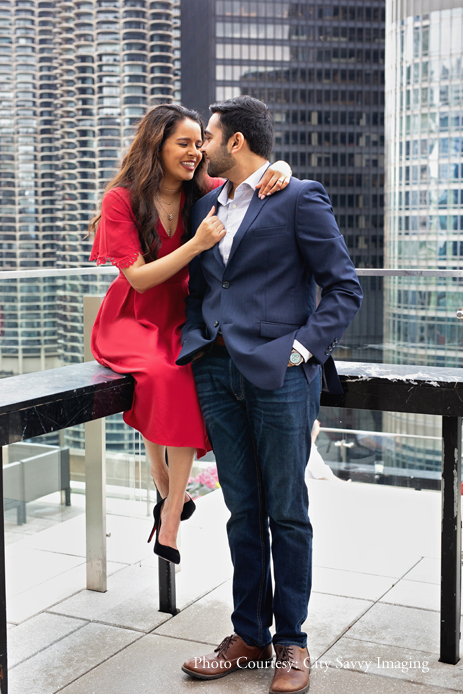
[0, 267, 118, 279]
[356, 269, 463, 277]
[320, 426, 441, 440]
[1, 268, 463, 280]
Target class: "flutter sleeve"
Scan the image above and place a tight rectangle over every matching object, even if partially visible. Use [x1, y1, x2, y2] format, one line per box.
[204, 175, 226, 192]
[89, 188, 142, 269]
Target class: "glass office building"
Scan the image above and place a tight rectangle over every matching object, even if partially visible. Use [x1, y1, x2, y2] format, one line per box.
[385, 0, 463, 367]
[53, 0, 177, 375]
[0, 0, 61, 376]
[384, 0, 463, 469]
[0, 0, 176, 448]
[0, 0, 177, 367]
[181, 0, 386, 361]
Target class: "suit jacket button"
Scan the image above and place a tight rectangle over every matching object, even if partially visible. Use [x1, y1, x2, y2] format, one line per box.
[222, 282, 230, 289]
[213, 320, 219, 327]
[325, 349, 330, 355]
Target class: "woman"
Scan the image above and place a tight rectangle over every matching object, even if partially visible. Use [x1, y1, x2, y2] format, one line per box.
[89, 104, 290, 564]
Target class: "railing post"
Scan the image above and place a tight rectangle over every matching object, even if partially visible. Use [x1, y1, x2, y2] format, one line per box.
[84, 419, 107, 592]
[440, 416, 462, 664]
[156, 455, 179, 616]
[0, 447, 8, 693]
[158, 556, 179, 616]
[84, 296, 107, 592]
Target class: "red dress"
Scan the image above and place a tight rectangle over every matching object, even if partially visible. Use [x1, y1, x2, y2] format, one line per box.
[89, 185, 220, 458]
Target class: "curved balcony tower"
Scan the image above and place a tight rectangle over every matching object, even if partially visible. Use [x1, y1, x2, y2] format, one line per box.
[0, 1, 176, 449]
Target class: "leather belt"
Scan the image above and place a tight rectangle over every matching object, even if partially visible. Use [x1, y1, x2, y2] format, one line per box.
[215, 333, 226, 347]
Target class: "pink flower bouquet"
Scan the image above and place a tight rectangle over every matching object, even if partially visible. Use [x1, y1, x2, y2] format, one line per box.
[187, 464, 220, 498]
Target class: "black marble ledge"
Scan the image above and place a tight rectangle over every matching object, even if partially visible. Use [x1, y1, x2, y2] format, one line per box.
[0, 362, 133, 413]
[2, 359, 463, 445]
[0, 362, 134, 446]
[321, 361, 463, 417]
[336, 361, 463, 386]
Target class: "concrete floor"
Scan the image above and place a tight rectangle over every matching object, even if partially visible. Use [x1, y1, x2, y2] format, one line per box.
[5, 481, 463, 694]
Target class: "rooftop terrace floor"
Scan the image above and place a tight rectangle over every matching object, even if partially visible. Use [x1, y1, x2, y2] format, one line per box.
[5, 479, 463, 694]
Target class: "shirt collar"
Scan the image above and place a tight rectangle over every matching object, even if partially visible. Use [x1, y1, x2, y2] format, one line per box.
[217, 161, 270, 206]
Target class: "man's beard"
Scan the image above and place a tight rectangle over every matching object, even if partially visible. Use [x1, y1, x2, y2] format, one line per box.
[207, 147, 236, 178]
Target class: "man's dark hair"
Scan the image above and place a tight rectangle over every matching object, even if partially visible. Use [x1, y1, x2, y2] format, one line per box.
[209, 95, 274, 159]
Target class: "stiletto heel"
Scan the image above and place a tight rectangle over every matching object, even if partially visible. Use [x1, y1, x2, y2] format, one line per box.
[148, 499, 180, 565]
[147, 499, 163, 544]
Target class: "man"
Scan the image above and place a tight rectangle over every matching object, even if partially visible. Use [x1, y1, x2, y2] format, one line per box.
[177, 96, 362, 694]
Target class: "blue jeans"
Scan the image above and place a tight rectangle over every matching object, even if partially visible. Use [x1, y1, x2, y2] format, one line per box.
[193, 345, 321, 648]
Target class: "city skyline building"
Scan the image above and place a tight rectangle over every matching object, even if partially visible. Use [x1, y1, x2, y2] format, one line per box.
[0, 0, 178, 449]
[0, 0, 177, 373]
[181, 0, 386, 362]
[0, 0, 61, 377]
[53, 0, 177, 383]
[384, 0, 463, 470]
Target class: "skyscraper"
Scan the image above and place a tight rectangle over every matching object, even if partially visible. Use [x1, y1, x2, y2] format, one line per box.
[0, 0, 177, 370]
[0, 0, 61, 376]
[53, 0, 177, 373]
[384, 0, 463, 470]
[0, 0, 177, 449]
[181, 0, 386, 361]
[385, 0, 463, 368]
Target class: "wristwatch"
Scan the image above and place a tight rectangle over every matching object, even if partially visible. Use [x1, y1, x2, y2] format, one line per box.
[288, 349, 304, 367]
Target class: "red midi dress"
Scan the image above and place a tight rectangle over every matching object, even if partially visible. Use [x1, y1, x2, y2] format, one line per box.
[89, 186, 213, 458]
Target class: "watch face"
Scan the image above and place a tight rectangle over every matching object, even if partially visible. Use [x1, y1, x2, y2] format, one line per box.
[290, 351, 302, 365]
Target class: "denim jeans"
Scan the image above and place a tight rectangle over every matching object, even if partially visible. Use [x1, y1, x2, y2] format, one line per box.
[193, 345, 321, 648]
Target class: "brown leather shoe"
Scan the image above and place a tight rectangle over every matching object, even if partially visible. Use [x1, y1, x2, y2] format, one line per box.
[270, 645, 310, 693]
[182, 633, 273, 680]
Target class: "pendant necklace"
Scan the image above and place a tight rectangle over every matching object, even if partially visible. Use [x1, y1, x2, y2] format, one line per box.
[157, 192, 180, 237]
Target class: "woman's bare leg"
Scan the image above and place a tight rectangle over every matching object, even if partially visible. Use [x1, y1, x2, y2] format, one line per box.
[158, 446, 196, 550]
[142, 437, 169, 498]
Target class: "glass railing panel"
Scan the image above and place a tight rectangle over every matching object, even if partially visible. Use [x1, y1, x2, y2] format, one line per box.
[1, 267, 462, 516]
[316, 408, 443, 489]
[339, 270, 463, 367]
[3, 422, 152, 551]
[3, 434, 72, 549]
[4, 440, 67, 539]
[0, 269, 117, 377]
[3, 268, 462, 371]
[0, 269, 156, 534]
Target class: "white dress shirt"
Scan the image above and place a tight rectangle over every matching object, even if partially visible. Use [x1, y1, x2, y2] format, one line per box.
[216, 163, 312, 363]
[216, 161, 268, 265]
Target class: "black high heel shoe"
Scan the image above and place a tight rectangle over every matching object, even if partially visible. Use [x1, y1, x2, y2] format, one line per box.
[147, 499, 180, 565]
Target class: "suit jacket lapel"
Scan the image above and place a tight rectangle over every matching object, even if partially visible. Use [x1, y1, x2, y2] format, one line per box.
[212, 233, 225, 269]
[226, 191, 270, 267]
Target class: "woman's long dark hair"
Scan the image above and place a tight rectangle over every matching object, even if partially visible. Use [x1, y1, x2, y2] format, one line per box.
[88, 104, 209, 261]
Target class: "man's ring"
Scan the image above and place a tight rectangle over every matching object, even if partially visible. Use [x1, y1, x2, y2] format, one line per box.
[278, 178, 284, 184]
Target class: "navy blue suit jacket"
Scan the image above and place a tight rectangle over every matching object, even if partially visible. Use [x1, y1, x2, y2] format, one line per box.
[176, 177, 362, 393]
